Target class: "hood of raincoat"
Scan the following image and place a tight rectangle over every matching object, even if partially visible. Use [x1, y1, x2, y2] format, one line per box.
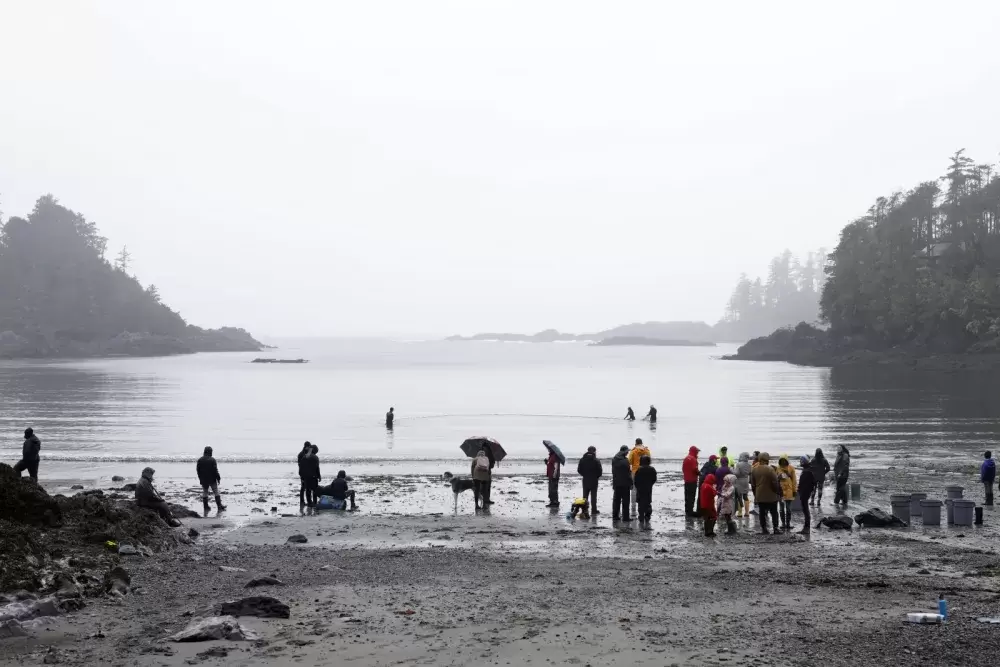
[703, 473, 716, 487]
[738, 452, 749, 463]
[688, 446, 700, 456]
[141, 467, 155, 481]
[721, 474, 736, 495]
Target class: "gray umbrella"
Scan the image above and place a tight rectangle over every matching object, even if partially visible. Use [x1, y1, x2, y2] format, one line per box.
[542, 440, 566, 465]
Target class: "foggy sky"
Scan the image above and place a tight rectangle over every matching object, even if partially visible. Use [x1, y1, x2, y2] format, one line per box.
[2, 1, 999, 338]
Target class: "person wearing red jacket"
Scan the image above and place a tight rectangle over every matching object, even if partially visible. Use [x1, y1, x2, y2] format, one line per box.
[545, 451, 561, 508]
[700, 473, 718, 537]
[682, 446, 700, 517]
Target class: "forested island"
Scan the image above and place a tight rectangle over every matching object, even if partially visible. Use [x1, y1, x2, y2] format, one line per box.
[729, 150, 1000, 369]
[0, 195, 263, 359]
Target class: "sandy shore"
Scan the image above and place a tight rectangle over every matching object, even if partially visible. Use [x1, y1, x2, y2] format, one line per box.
[3, 475, 1000, 666]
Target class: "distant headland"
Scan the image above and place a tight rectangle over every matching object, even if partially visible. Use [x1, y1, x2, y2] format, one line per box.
[0, 195, 264, 359]
[447, 321, 720, 346]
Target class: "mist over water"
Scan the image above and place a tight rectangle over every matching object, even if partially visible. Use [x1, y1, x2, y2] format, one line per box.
[2, 340, 999, 467]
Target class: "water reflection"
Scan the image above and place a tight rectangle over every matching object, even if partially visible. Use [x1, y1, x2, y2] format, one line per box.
[825, 366, 1000, 454]
[0, 362, 167, 455]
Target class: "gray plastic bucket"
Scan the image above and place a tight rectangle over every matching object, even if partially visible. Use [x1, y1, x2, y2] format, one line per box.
[850, 482, 861, 500]
[953, 499, 976, 526]
[891, 494, 912, 523]
[910, 492, 928, 517]
[919, 499, 942, 526]
[945, 499, 954, 525]
[945, 485, 963, 499]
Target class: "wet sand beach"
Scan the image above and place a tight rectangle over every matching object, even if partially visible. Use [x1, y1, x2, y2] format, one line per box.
[2, 461, 999, 667]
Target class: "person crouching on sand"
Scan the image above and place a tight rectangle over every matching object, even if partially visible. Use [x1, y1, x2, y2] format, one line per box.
[700, 473, 718, 537]
[135, 467, 181, 527]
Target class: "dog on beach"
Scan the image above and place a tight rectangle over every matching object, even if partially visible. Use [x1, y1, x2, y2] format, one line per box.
[450, 477, 477, 510]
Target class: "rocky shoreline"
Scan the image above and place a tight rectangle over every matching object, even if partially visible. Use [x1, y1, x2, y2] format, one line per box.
[723, 322, 1000, 371]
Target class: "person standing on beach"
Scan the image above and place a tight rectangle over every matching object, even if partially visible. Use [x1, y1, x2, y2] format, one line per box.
[386, 407, 394, 429]
[777, 456, 797, 532]
[700, 473, 718, 537]
[682, 446, 700, 517]
[696, 455, 718, 518]
[297, 441, 312, 506]
[301, 445, 321, 507]
[624, 407, 636, 421]
[751, 453, 781, 534]
[833, 445, 851, 507]
[14, 427, 41, 482]
[797, 456, 815, 534]
[633, 455, 656, 527]
[545, 449, 561, 508]
[577, 446, 603, 514]
[982, 451, 996, 506]
[715, 456, 732, 493]
[809, 448, 830, 506]
[611, 445, 633, 521]
[734, 452, 752, 517]
[196, 446, 226, 513]
[472, 445, 492, 510]
[718, 473, 738, 534]
[628, 438, 650, 517]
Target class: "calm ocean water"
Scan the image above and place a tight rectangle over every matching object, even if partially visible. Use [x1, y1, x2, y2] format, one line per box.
[2, 339, 1000, 468]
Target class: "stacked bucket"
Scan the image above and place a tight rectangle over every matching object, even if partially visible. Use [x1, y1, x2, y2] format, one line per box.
[891, 486, 976, 526]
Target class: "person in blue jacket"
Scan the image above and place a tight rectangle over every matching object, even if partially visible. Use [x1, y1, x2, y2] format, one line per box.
[982, 451, 996, 506]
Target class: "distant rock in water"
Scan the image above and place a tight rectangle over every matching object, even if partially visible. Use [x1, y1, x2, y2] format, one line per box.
[590, 337, 716, 347]
[251, 358, 308, 364]
[723, 323, 835, 366]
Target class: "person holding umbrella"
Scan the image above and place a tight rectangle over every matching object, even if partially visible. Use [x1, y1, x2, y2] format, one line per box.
[460, 437, 504, 505]
[577, 446, 603, 514]
[544, 441, 563, 508]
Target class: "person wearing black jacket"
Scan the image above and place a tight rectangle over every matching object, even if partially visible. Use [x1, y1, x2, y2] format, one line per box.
[300, 445, 322, 507]
[14, 427, 41, 481]
[297, 441, 312, 506]
[328, 470, 357, 510]
[196, 446, 226, 513]
[633, 455, 657, 526]
[797, 456, 816, 534]
[611, 445, 633, 521]
[577, 446, 604, 514]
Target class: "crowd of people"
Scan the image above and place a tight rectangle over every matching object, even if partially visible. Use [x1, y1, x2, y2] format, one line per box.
[556, 440, 862, 535]
[9, 427, 999, 531]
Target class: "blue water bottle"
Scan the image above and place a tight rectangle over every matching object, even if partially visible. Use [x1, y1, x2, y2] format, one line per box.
[938, 594, 947, 621]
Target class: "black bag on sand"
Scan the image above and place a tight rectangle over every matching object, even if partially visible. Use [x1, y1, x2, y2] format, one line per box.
[854, 508, 907, 528]
[816, 515, 854, 531]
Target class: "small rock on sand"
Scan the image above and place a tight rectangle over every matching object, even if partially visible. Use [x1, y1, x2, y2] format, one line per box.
[170, 616, 257, 642]
[70, 485, 84, 490]
[111, 476, 125, 482]
[106, 566, 130, 596]
[188, 528, 199, 538]
[245, 577, 285, 588]
[217, 596, 290, 619]
[286, 534, 308, 544]
[219, 566, 247, 573]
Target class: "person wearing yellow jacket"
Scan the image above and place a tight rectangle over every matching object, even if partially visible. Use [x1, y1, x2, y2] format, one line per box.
[627, 438, 651, 518]
[776, 456, 797, 532]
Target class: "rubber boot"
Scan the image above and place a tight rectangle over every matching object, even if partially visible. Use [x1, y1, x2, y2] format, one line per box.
[215, 495, 227, 512]
[704, 519, 716, 537]
[726, 520, 737, 535]
[202, 497, 211, 514]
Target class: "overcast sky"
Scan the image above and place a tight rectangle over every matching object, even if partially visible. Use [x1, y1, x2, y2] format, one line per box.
[2, 1, 999, 338]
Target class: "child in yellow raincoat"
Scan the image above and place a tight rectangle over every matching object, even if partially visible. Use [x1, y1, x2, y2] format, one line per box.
[777, 456, 797, 532]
